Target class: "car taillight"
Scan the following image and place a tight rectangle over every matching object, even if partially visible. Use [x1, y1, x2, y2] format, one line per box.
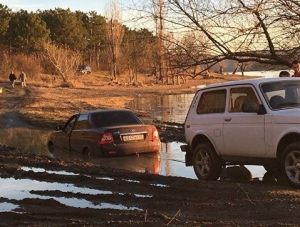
[152, 126, 159, 141]
[100, 132, 114, 144]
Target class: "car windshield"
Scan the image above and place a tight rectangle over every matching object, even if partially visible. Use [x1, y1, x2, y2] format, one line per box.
[90, 111, 143, 127]
[261, 80, 300, 110]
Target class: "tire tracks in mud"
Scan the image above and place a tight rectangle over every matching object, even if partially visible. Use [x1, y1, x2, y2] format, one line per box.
[0, 84, 34, 129]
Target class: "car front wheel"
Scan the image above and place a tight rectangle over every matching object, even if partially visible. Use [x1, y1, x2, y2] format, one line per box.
[281, 142, 300, 188]
[193, 143, 222, 180]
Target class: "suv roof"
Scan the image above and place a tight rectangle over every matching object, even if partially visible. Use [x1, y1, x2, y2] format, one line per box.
[203, 77, 299, 90]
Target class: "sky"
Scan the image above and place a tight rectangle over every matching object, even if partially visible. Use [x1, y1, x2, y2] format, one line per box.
[0, 0, 156, 33]
[0, 0, 111, 14]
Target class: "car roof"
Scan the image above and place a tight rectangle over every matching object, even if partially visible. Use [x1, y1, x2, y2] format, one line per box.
[201, 77, 300, 90]
[77, 109, 132, 115]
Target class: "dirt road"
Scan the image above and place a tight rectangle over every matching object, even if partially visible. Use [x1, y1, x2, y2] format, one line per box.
[0, 79, 299, 226]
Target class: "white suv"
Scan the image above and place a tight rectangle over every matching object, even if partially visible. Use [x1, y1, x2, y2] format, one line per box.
[181, 77, 300, 188]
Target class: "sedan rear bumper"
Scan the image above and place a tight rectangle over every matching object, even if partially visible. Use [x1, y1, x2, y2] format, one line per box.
[97, 141, 161, 157]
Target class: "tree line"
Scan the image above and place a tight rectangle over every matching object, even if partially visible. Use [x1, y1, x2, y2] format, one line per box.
[0, 3, 158, 83]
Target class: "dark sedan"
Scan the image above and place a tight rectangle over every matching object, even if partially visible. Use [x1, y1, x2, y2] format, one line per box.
[47, 109, 161, 156]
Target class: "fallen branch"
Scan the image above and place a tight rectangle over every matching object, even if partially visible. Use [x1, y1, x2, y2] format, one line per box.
[167, 209, 181, 225]
[144, 210, 147, 222]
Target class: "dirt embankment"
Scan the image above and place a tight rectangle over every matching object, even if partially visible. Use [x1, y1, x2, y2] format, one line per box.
[0, 76, 299, 226]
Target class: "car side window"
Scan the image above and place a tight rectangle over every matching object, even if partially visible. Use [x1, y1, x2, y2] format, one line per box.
[197, 89, 226, 114]
[73, 114, 89, 130]
[229, 87, 259, 112]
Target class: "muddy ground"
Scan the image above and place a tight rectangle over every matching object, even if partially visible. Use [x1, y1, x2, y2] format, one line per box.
[0, 76, 299, 226]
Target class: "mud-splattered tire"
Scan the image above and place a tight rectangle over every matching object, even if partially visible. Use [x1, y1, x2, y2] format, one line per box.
[193, 143, 222, 180]
[281, 142, 300, 188]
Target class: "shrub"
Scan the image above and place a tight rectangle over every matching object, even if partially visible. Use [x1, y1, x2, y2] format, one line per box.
[0, 53, 41, 80]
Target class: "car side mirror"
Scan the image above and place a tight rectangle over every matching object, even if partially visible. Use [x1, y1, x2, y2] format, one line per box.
[257, 104, 267, 115]
[242, 102, 266, 115]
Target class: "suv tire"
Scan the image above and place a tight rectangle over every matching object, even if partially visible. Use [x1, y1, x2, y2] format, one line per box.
[193, 143, 222, 180]
[281, 142, 300, 188]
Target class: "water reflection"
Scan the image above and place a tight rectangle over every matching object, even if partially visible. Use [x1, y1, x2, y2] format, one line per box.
[0, 202, 19, 213]
[0, 178, 141, 211]
[50, 147, 162, 175]
[160, 142, 196, 179]
[127, 94, 194, 123]
[50, 144, 197, 178]
[21, 166, 79, 176]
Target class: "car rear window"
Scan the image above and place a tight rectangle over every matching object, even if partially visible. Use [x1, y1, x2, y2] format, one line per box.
[90, 111, 143, 127]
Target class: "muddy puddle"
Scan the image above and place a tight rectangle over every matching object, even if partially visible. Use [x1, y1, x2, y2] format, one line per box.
[0, 127, 196, 178]
[0, 174, 143, 212]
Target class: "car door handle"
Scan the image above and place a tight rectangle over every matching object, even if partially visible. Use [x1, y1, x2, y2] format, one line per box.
[224, 117, 232, 122]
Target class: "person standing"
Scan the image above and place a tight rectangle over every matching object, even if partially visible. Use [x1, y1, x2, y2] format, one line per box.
[291, 60, 300, 77]
[9, 71, 16, 88]
[19, 71, 27, 88]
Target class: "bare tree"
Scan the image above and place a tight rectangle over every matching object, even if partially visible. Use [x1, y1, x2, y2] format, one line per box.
[105, 0, 125, 81]
[125, 0, 300, 75]
[43, 42, 81, 82]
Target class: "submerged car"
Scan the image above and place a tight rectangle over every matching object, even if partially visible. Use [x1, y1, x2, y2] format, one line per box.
[181, 77, 300, 188]
[47, 109, 161, 157]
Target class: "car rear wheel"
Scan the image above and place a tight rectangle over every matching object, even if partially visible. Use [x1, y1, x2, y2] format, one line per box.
[193, 143, 222, 180]
[281, 142, 300, 188]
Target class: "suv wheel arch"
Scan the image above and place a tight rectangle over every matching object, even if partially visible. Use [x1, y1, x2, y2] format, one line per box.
[193, 143, 222, 181]
[191, 134, 214, 153]
[281, 142, 300, 188]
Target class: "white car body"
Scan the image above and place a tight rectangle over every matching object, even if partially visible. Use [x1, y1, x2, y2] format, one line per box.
[182, 77, 300, 187]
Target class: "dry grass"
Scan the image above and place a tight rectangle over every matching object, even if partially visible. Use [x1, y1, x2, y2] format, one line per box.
[28, 71, 156, 88]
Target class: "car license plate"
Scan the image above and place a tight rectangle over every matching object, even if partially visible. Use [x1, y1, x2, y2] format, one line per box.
[123, 134, 144, 141]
